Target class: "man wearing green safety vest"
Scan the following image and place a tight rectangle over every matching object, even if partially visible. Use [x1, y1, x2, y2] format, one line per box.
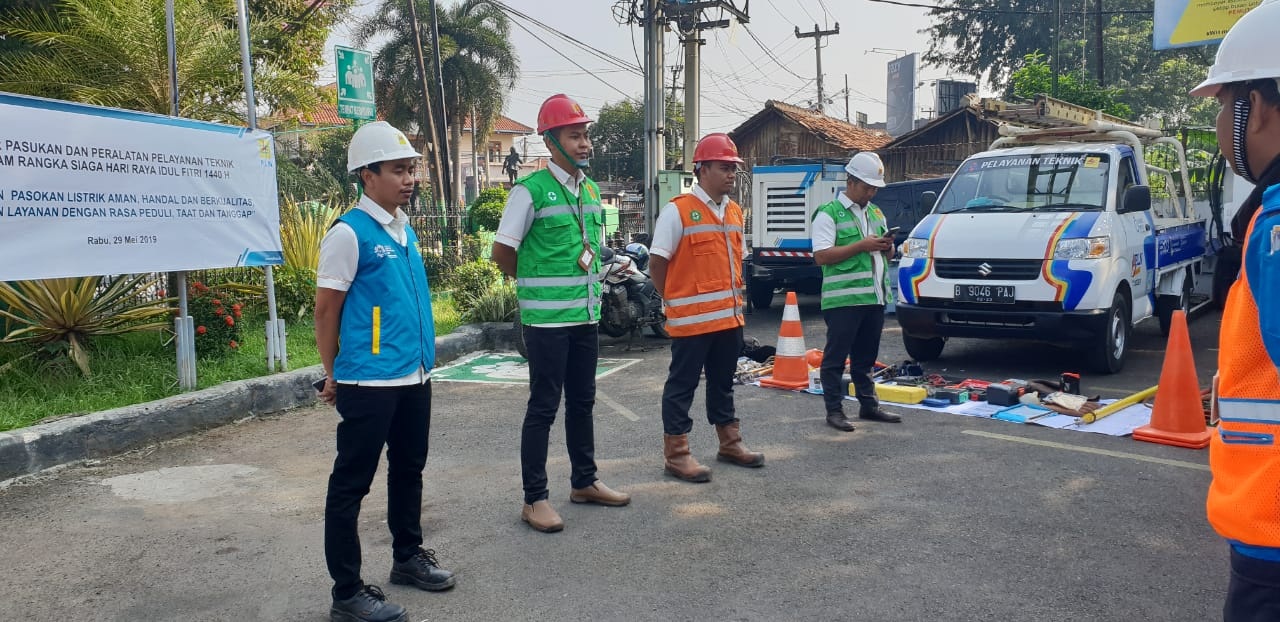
[812, 151, 903, 432]
[491, 94, 631, 533]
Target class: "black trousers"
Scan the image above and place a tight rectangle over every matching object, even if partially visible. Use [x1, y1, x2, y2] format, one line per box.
[520, 324, 599, 504]
[1226, 547, 1280, 621]
[821, 304, 885, 413]
[661, 326, 743, 435]
[325, 381, 431, 601]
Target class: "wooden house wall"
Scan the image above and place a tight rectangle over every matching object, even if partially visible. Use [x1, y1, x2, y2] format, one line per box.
[880, 113, 1001, 183]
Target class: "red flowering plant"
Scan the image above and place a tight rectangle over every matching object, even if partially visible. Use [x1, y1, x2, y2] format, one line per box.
[188, 280, 243, 356]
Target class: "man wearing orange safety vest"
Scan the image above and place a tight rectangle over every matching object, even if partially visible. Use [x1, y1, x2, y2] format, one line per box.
[650, 133, 764, 483]
[1191, 3, 1280, 619]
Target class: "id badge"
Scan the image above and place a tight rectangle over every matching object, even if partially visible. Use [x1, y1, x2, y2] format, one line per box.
[577, 243, 596, 271]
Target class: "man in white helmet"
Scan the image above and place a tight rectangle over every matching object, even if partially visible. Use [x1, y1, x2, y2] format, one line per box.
[811, 151, 901, 432]
[315, 121, 454, 622]
[1191, 3, 1280, 619]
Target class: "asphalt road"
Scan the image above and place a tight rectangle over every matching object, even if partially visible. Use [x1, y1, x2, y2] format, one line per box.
[0, 300, 1226, 621]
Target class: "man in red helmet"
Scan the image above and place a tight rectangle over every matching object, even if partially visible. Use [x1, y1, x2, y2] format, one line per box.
[491, 94, 631, 533]
[649, 133, 764, 483]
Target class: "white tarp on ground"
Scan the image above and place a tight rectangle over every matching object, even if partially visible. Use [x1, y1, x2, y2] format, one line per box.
[0, 92, 282, 281]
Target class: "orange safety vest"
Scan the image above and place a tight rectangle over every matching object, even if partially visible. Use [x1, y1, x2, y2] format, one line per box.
[662, 194, 746, 338]
[1207, 207, 1280, 550]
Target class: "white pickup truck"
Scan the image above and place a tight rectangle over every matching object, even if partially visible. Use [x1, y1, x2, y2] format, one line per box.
[895, 99, 1217, 373]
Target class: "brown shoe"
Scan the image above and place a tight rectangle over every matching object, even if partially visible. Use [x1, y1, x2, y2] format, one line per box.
[715, 421, 765, 467]
[520, 500, 564, 533]
[663, 433, 712, 483]
[570, 481, 631, 506]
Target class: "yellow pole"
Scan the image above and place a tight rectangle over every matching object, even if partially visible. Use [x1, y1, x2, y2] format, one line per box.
[1081, 385, 1159, 424]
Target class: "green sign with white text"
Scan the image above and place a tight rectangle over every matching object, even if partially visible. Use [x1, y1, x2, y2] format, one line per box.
[335, 46, 375, 121]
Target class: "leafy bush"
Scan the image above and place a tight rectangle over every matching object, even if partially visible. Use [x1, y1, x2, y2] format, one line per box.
[273, 265, 317, 320]
[460, 233, 489, 264]
[281, 198, 343, 271]
[0, 275, 172, 376]
[189, 281, 242, 357]
[468, 186, 507, 232]
[422, 251, 448, 285]
[452, 260, 502, 312]
[465, 281, 518, 323]
[432, 295, 463, 336]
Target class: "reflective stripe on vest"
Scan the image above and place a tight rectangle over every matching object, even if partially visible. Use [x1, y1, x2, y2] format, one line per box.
[814, 199, 891, 310]
[662, 193, 745, 337]
[513, 169, 603, 325]
[1207, 196, 1280, 551]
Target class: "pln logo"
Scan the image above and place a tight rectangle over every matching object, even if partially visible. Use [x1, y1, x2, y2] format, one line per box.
[374, 244, 398, 259]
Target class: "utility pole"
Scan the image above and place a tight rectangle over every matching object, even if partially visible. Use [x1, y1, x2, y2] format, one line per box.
[795, 23, 840, 113]
[669, 65, 683, 101]
[844, 74, 850, 122]
[1094, 0, 1105, 85]
[406, 0, 444, 207]
[642, 0, 665, 233]
[682, 34, 700, 171]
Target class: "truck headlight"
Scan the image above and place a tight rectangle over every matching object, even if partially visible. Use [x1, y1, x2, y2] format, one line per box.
[1054, 236, 1111, 259]
[901, 237, 929, 259]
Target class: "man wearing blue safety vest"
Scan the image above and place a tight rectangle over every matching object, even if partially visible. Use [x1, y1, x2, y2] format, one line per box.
[315, 121, 454, 622]
[492, 93, 631, 534]
[812, 151, 903, 432]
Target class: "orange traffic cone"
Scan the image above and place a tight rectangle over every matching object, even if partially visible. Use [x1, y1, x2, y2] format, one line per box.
[1133, 310, 1212, 449]
[761, 291, 810, 390]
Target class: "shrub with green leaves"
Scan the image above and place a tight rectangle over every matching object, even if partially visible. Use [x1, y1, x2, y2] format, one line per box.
[189, 281, 243, 357]
[465, 281, 518, 323]
[469, 186, 507, 232]
[273, 265, 318, 320]
[452, 260, 502, 312]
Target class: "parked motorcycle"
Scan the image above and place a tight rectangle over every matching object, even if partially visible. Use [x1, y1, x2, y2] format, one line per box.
[514, 243, 667, 359]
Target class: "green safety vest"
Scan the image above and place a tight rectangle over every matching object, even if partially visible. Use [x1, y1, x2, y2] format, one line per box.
[514, 169, 604, 325]
[813, 198, 892, 310]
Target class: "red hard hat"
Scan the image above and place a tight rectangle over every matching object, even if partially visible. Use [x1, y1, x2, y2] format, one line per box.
[537, 94, 593, 134]
[692, 133, 744, 164]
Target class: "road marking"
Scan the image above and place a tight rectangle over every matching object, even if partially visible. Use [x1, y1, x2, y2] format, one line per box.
[962, 430, 1209, 471]
[596, 390, 640, 422]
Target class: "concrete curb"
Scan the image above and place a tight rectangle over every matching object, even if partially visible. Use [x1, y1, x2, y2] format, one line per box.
[0, 322, 519, 483]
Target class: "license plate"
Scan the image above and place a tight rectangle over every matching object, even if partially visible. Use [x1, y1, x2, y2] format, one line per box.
[954, 284, 1016, 304]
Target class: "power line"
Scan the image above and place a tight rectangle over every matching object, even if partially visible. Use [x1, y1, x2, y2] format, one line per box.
[792, 0, 820, 24]
[489, 1, 641, 74]
[505, 18, 634, 98]
[864, 0, 1152, 14]
[742, 23, 808, 81]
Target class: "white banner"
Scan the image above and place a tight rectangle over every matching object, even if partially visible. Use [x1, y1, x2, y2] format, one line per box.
[0, 92, 283, 281]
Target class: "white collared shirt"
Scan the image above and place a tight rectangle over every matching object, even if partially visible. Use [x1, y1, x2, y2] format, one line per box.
[650, 183, 730, 260]
[494, 161, 582, 250]
[317, 193, 428, 385]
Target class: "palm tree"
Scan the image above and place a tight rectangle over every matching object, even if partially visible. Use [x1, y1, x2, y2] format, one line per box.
[355, 0, 518, 205]
[0, 0, 319, 123]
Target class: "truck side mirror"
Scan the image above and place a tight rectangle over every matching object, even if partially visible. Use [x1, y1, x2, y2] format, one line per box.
[1120, 185, 1151, 213]
[921, 191, 937, 211]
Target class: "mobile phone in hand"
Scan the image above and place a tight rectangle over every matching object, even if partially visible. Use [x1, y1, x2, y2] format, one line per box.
[884, 226, 901, 238]
[312, 378, 327, 392]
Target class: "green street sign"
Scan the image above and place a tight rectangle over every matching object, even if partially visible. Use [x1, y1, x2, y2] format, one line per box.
[335, 46, 375, 121]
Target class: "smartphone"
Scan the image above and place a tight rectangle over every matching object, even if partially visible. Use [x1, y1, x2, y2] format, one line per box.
[884, 226, 901, 238]
[312, 378, 327, 392]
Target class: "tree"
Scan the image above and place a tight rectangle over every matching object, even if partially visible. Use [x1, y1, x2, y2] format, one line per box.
[0, 0, 322, 123]
[921, 0, 1216, 125]
[355, 0, 519, 205]
[590, 95, 685, 181]
[1009, 53, 1132, 118]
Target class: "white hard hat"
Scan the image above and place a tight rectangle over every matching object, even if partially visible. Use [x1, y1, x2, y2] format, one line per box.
[845, 151, 886, 188]
[347, 121, 421, 172]
[1190, 0, 1280, 97]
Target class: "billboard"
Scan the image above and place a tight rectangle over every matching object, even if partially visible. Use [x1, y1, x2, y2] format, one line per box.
[886, 53, 918, 138]
[1153, 0, 1262, 49]
[935, 80, 977, 116]
[0, 92, 283, 281]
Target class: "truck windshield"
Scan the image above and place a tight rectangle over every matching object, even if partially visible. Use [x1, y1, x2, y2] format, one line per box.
[936, 152, 1111, 214]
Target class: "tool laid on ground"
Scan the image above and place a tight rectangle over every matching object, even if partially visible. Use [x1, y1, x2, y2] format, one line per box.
[1081, 385, 1157, 423]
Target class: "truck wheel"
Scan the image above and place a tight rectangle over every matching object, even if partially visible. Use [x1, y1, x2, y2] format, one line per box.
[1090, 292, 1131, 375]
[903, 333, 945, 361]
[1156, 269, 1192, 336]
[748, 281, 775, 310]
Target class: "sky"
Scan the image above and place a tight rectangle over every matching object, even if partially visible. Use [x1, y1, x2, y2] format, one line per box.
[321, 0, 978, 134]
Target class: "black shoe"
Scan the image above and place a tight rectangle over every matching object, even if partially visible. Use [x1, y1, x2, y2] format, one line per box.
[390, 548, 456, 592]
[826, 411, 856, 432]
[859, 407, 902, 423]
[331, 584, 407, 622]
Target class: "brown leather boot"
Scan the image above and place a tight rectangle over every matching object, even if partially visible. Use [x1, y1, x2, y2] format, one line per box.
[663, 434, 711, 483]
[715, 422, 765, 467]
